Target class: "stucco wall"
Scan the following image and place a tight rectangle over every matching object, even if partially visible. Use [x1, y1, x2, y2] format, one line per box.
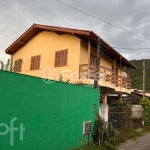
[12, 33, 122, 83]
[12, 31, 80, 82]
[79, 39, 122, 75]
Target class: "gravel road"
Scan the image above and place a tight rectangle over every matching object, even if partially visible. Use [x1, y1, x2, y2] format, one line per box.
[117, 132, 150, 150]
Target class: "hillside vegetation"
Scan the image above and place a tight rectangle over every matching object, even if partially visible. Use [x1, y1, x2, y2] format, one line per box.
[127, 59, 150, 91]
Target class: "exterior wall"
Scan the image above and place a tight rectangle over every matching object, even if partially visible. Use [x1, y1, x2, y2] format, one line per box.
[100, 54, 122, 76]
[12, 32, 128, 93]
[79, 40, 88, 64]
[100, 54, 113, 70]
[0, 70, 99, 150]
[79, 40, 130, 93]
[79, 39, 122, 74]
[12, 31, 80, 83]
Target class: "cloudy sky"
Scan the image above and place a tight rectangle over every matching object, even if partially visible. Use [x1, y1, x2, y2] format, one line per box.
[0, 0, 150, 63]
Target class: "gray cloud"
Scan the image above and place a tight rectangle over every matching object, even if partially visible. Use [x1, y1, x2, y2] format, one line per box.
[0, 0, 150, 63]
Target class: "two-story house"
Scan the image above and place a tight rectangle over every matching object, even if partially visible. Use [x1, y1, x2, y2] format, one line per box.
[5, 23, 136, 104]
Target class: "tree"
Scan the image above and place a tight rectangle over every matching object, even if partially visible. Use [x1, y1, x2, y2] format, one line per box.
[0, 59, 11, 71]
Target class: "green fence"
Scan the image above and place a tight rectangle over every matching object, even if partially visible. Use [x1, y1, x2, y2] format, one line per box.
[0, 70, 99, 150]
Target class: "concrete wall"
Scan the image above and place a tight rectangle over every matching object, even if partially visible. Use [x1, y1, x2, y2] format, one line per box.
[0, 70, 99, 150]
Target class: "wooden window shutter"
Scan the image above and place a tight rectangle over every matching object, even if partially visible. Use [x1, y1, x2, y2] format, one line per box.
[55, 49, 68, 67]
[30, 55, 41, 70]
[14, 59, 22, 72]
[64, 50, 68, 66]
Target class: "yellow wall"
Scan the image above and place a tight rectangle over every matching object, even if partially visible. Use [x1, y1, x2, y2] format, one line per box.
[12, 31, 80, 82]
[79, 40, 122, 75]
[13, 32, 123, 84]
[79, 40, 88, 64]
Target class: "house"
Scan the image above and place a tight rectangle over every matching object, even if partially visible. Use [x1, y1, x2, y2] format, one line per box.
[131, 89, 150, 100]
[5, 23, 136, 104]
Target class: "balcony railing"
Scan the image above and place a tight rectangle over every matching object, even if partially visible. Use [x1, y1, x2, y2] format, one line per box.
[79, 64, 131, 89]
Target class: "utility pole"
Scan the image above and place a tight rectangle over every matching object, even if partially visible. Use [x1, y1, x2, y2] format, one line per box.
[143, 61, 145, 99]
[94, 36, 101, 88]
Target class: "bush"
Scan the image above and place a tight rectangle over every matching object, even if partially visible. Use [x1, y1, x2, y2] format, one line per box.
[92, 115, 115, 145]
[140, 98, 150, 126]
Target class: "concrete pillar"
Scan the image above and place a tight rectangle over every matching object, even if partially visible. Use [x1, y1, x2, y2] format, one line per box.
[118, 93, 122, 102]
[103, 91, 107, 104]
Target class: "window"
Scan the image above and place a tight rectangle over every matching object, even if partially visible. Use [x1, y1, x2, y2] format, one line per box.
[14, 59, 22, 72]
[55, 49, 68, 67]
[30, 55, 41, 70]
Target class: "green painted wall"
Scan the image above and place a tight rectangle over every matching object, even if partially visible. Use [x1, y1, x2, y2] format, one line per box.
[0, 70, 99, 150]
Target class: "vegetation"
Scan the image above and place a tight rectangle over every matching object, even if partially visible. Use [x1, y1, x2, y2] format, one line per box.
[140, 98, 150, 126]
[0, 59, 11, 71]
[127, 59, 150, 90]
[110, 100, 131, 106]
[74, 126, 150, 150]
[59, 74, 70, 83]
[75, 104, 150, 150]
[92, 116, 115, 145]
[0, 59, 23, 72]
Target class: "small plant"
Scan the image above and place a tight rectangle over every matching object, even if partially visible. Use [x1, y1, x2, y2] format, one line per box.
[59, 74, 70, 83]
[76, 81, 87, 85]
[66, 79, 70, 83]
[59, 74, 64, 82]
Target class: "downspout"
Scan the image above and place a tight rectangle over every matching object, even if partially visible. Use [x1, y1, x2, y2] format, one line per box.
[94, 36, 101, 89]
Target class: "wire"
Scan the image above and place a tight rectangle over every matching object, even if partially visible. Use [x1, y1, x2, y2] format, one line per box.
[56, 0, 150, 41]
[112, 47, 150, 50]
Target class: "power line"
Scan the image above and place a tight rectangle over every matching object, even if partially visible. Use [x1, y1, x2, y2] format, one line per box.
[112, 47, 150, 50]
[56, 0, 150, 41]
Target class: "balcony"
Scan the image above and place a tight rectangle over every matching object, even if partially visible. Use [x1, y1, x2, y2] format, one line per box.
[79, 64, 131, 93]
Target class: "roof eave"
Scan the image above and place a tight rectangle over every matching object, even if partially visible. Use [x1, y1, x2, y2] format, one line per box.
[5, 23, 136, 69]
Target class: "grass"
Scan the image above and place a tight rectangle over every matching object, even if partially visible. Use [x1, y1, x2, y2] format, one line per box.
[74, 126, 150, 150]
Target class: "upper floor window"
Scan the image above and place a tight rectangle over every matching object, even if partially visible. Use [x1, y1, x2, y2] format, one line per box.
[55, 49, 68, 67]
[14, 59, 22, 72]
[30, 55, 41, 70]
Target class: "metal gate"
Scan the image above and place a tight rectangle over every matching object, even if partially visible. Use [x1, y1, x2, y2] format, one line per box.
[108, 106, 131, 128]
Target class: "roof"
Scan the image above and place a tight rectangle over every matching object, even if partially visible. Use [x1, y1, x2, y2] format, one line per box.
[131, 91, 150, 98]
[5, 23, 136, 69]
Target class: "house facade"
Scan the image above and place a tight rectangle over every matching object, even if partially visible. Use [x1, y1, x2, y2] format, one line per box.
[5, 24, 136, 103]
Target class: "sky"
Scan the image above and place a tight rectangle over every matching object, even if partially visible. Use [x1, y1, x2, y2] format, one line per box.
[0, 0, 150, 63]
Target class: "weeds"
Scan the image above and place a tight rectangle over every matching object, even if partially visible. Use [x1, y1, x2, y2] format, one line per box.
[74, 126, 150, 150]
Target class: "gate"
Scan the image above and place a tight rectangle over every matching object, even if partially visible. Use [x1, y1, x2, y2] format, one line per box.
[108, 106, 131, 128]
